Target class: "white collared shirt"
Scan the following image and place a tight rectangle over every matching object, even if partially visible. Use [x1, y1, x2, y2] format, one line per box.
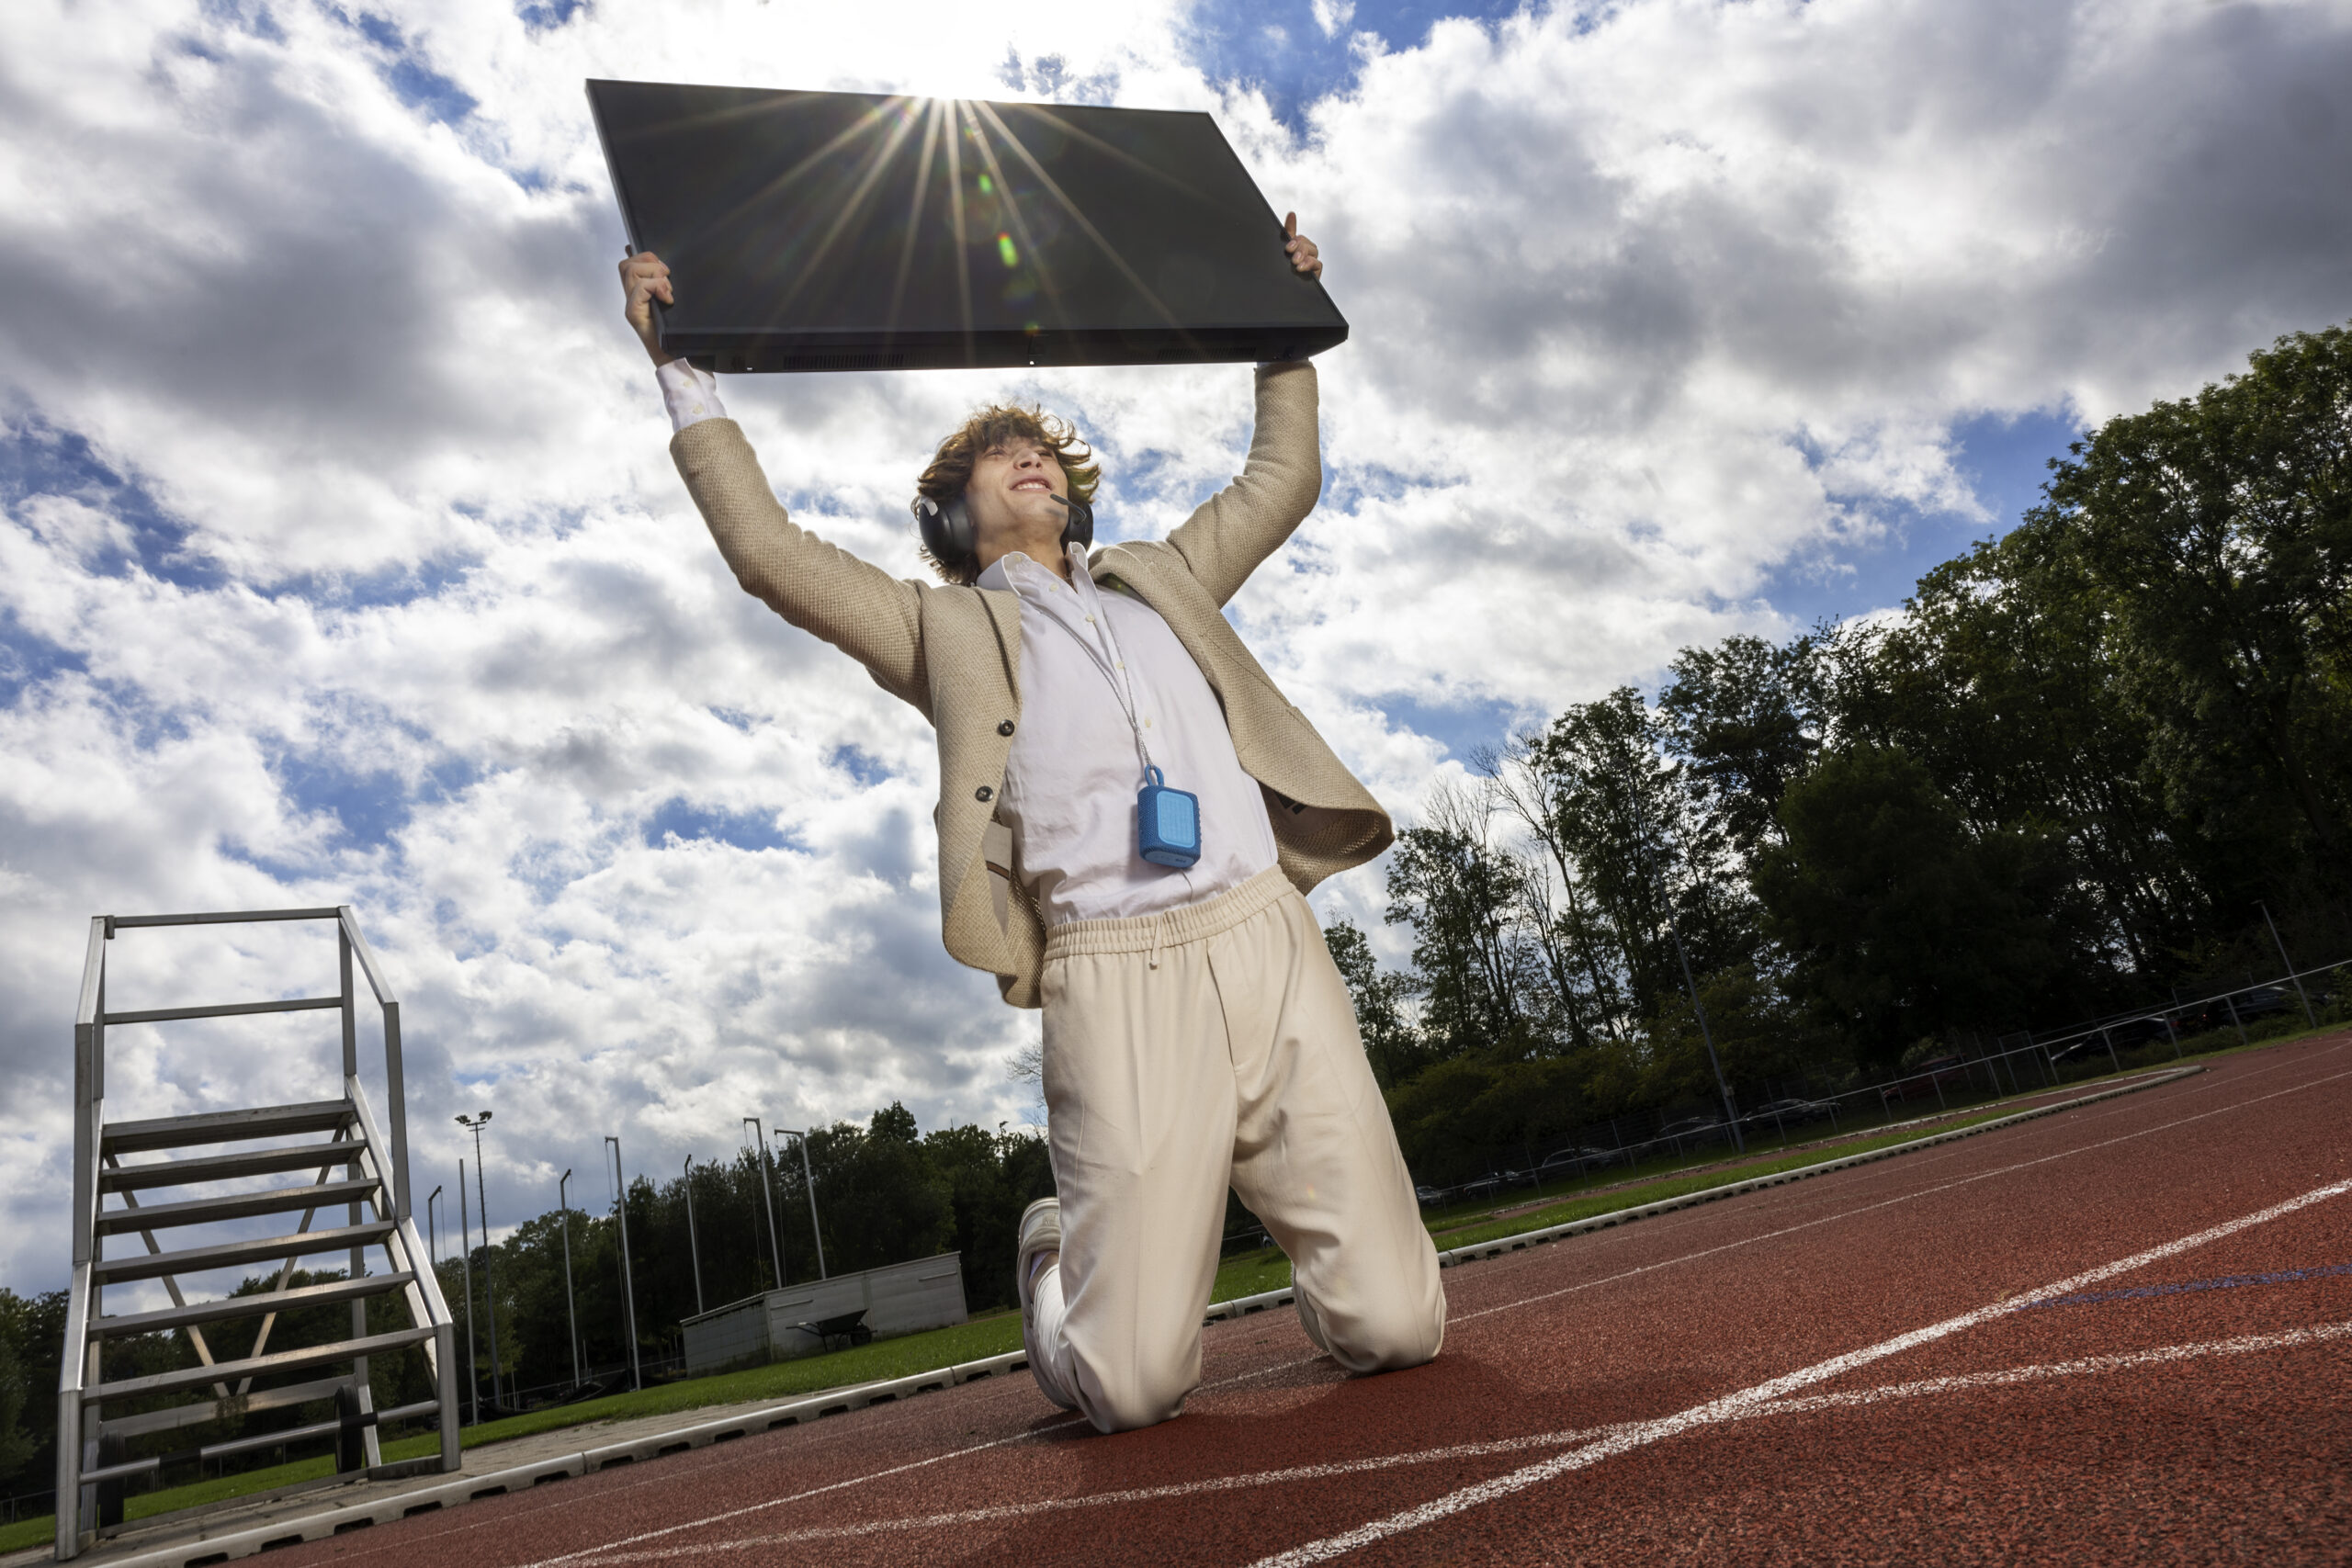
[978, 546, 1278, 924]
[655, 361, 1278, 924]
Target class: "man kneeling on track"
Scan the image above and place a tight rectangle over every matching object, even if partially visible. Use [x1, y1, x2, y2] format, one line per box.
[619, 217, 1444, 1433]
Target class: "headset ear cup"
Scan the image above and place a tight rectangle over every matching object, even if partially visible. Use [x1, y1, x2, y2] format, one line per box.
[944, 494, 976, 561]
[1058, 496, 1094, 550]
[915, 493, 980, 571]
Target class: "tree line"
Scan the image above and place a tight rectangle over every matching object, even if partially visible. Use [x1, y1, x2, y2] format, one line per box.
[1329, 321, 2352, 1180]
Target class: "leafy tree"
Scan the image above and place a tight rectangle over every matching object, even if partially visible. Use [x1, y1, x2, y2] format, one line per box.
[1322, 918, 1433, 1089]
[0, 1292, 34, 1486]
[2027, 322, 2352, 898]
[1384, 782, 1544, 1058]
[1755, 746, 2078, 1066]
[1658, 633, 1823, 862]
[793, 1103, 955, 1278]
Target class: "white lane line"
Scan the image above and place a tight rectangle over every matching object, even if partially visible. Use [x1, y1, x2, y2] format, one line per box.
[1245, 1177, 2352, 1568]
[511, 1318, 2352, 1562]
[512, 1416, 1086, 1568]
[1451, 1060, 2352, 1327]
[1752, 1319, 2352, 1418]
[560, 1423, 1642, 1562]
[1199, 1056, 2352, 1401]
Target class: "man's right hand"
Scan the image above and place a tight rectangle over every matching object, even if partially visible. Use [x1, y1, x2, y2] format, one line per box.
[620, 250, 677, 367]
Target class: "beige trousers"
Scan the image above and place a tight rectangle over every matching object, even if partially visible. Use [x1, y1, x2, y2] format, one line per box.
[1027, 866, 1446, 1433]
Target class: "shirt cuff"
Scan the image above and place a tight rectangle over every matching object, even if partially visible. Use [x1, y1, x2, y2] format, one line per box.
[656, 357, 727, 433]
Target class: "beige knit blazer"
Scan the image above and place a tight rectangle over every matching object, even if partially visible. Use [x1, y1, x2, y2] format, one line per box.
[671, 360, 1392, 1008]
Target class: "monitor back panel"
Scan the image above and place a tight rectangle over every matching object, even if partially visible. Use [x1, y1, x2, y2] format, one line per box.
[589, 80, 1349, 373]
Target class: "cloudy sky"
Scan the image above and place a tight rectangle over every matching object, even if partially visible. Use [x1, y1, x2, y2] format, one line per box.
[5, 0, 2349, 1292]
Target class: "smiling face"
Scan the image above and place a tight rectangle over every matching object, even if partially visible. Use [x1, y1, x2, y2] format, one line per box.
[912, 403, 1101, 585]
[964, 437, 1073, 577]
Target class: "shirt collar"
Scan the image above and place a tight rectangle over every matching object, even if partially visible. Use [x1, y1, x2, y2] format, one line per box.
[976, 542, 1095, 599]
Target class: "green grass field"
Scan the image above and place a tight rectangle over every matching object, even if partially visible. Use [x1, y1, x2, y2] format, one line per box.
[7, 1017, 2323, 1557]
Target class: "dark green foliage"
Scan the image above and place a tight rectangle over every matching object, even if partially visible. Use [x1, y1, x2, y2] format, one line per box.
[1755, 747, 2079, 1066]
[0, 1294, 36, 1486]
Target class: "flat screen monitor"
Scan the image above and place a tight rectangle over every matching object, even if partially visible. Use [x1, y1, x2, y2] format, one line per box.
[587, 80, 1349, 374]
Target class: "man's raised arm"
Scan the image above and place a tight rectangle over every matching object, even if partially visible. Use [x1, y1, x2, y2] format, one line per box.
[623, 252, 930, 715]
[1158, 215, 1329, 606]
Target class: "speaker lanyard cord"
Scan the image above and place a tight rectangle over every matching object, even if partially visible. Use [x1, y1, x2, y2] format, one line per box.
[1033, 565, 1157, 784]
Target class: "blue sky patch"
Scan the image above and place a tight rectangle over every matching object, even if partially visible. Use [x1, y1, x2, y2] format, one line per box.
[828, 745, 893, 789]
[1756, 406, 2083, 629]
[1182, 0, 1530, 135]
[515, 0, 587, 31]
[1, 418, 228, 592]
[642, 796, 799, 853]
[331, 7, 476, 126]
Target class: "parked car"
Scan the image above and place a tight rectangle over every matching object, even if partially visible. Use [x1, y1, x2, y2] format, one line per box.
[1747, 1097, 1835, 1128]
[1414, 1184, 1452, 1207]
[1655, 1116, 1727, 1151]
[2187, 986, 2297, 1032]
[1456, 1173, 1503, 1201]
[1538, 1146, 1623, 1179]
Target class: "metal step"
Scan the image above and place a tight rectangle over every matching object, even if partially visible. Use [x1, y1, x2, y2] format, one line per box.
[101, 1140, 368, 1192]
[96, 1178, 382, 1236]
[88, 1271, 418, 1341]
[103, 1101, 355, 1156]
[91, 1219, 395, 1284]
[86, 1325, 435, 1405]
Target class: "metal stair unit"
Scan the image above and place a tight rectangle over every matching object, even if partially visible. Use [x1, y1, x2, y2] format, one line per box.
[57, 907, 461, 1559]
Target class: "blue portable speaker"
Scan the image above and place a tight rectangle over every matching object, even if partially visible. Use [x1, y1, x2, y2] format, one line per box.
[1136, 766, 1202, 868]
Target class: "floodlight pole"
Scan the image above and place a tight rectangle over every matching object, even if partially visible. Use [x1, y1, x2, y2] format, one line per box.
[424, 1184, 442, 1269]
[744, 1117, 786, 1292]
[456, 1112, 503, 1409]
[606, 1135, 642, 1392]
[2257, 901, 2317, 1027]
[558, 1168, 582, 1392]
[775, 1128, 829, 1280]
[683, 1156, 706, 1316]
[457, 1159, 479, 1424]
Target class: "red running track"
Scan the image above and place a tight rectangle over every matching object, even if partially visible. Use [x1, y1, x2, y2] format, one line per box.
[283, 1035, 2352, 1567]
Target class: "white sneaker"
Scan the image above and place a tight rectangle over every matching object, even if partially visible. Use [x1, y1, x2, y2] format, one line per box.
[1015, 1196, 1062, 1317]
[1015, 1197, 1076, 1408]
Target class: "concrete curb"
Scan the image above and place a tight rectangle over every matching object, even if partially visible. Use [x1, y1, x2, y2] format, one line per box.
[78, 1349, 1032, 1568]
[74, 1065, 2199, 1566]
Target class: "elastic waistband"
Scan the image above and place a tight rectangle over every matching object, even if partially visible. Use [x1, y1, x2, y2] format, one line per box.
[1045, 865, 1296, 961]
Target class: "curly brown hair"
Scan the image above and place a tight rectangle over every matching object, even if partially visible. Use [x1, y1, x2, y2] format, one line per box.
[911, 404, 1102, 585]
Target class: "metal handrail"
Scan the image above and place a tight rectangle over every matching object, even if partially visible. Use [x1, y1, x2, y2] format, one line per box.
[56, 905, 456, 1561]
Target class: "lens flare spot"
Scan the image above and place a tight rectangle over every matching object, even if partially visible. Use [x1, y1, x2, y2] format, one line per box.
[978, 172, 994, 195]
[997, 232, 1019, 267]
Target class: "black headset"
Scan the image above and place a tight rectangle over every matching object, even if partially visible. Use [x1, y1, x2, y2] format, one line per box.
[914, 490, 1093, 572]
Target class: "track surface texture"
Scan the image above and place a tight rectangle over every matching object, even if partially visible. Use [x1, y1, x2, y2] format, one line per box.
[282, 1037, 2352, 1567]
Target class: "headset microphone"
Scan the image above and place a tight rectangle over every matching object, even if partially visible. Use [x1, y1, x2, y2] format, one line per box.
[1049, 492, 1095, 550]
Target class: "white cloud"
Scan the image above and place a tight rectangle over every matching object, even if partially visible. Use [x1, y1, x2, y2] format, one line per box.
[4, 0, 2349, 1291]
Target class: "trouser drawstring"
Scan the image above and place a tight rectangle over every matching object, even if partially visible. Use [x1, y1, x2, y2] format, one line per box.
[1147, 911, 1169, 969]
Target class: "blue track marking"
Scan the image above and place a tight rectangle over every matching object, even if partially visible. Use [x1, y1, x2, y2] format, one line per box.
[2015, 1261, 2352, 1311]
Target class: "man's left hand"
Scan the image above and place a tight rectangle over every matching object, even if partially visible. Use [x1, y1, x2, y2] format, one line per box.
[1282, 212, 1323, 280]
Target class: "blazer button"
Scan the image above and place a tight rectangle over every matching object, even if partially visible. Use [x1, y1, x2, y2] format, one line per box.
[997, 719, 1016, 737]
[975, 785, 995, 802]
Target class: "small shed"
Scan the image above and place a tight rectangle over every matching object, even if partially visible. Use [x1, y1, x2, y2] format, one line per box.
[680, 1253, 967, 1373]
